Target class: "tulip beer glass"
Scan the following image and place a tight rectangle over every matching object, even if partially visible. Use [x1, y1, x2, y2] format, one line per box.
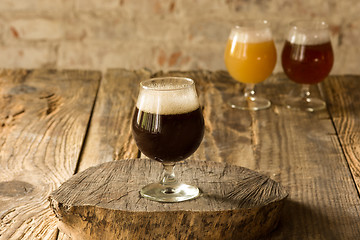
[132, 77, 204, 202]
[281, 20, 334, 112]
[224, 20, 277, 110]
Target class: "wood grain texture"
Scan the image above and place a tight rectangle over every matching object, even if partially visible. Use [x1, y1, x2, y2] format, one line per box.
[0, 69, 100, 239]
[151, 71, 360, 239]
[78, 68, 151, 172]
[57, 69, 150, 240]
[322, 75, 360, 195]
[2, 69, 357, 239]
[50, 159, 288, 240]
[250, 74, 360, 239]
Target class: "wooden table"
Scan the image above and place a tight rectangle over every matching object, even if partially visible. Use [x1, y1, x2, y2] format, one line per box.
[1, 68, 360, 239]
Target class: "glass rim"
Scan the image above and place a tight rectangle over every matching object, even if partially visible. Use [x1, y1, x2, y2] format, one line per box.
[140, 77, 195, 91]
[289, 19, 329, 30]
[232, 19, 271, 30]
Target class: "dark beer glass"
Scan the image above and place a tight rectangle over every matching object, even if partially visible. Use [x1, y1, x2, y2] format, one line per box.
[281, 20, 334, 111]
[132, 77, 204, 202]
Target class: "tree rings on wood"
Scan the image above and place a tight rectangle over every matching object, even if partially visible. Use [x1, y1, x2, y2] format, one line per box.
[49, 159, 288, 240]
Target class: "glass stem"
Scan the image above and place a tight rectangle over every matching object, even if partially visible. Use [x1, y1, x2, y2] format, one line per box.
[161, 162, 177, 193]
[244, 84, 256, 100]
[301, 84, 311, 102]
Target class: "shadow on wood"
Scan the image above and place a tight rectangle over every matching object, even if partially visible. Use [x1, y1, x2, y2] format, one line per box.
[49, 159, 288, 240]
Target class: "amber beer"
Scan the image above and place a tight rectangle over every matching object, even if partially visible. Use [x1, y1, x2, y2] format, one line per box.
[281, 27, 334, 84]
[132, 79, 204, 163]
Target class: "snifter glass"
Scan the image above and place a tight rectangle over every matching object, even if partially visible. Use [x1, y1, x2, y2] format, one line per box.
[132, 77, 204, 202]
[224, 19, 277, 110]
[281, 20, 334, 112]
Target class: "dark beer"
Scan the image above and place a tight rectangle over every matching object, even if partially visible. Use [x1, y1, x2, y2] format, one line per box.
[133, 77, 203, 202]
[281, 40, 334, 84]
[132, 107, 204, 163]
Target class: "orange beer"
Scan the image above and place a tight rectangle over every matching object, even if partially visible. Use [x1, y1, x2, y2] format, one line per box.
[224, 27, 277, 84]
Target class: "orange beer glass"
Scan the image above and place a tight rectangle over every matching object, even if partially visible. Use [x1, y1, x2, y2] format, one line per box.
[224, 20, 277, 110]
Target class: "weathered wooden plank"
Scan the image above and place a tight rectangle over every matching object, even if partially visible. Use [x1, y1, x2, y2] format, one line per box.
[57, 232, 71, 240]
[78, 68, 151, 172]
[322, 75, 360, 194]
[152, 71, 360, 238]
[50, 159, 288, 240]
[250, 75, 360, 239]
[49, 70, 360, 239]
[0, 69, 100, 239]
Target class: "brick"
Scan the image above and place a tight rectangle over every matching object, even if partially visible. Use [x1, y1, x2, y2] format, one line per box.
[101, 42, 155, 69]
[57, 40, 155, 70]
[0, 0, 74, 11]
[0, 0, 357, 75]
[0, 44, 55, 68]
[120, 0, 179, 17]
[0, 20, 5, 37]
[188, 18, 230, 43]
[176, 0, 228, 17]
[64, 11, 137, 41]
[74, 0, 119, 10]
[0, 0, 38, 11]
[57, 41, 98, 69]
[152, 47, 191, 70]
[334, 18, 360, 74]
[136, 18, 185, 42]
[182, 43, 225, 71]
[9, 18, 63, 40]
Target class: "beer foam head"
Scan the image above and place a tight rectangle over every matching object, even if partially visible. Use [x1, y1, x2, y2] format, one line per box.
[229, 20, 273, 43]
[136, 77, 200, 115]
[287, 20, 331, 45]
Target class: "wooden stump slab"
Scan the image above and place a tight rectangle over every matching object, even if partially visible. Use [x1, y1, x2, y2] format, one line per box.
[49, 159, 288, 240]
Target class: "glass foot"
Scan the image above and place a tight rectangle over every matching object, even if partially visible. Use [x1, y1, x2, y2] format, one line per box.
[230, 96, 271, 111]
[140, 182, 200, 203]
[285, 97, 326, 112]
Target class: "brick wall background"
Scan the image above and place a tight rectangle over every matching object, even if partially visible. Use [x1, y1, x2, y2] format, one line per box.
[0, 0, 358, 74]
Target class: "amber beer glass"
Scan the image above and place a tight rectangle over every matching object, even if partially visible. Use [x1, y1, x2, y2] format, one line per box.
[224, 20, 277, 110]
[132, 77, 204, 202]
[281, 20, 334, 111]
